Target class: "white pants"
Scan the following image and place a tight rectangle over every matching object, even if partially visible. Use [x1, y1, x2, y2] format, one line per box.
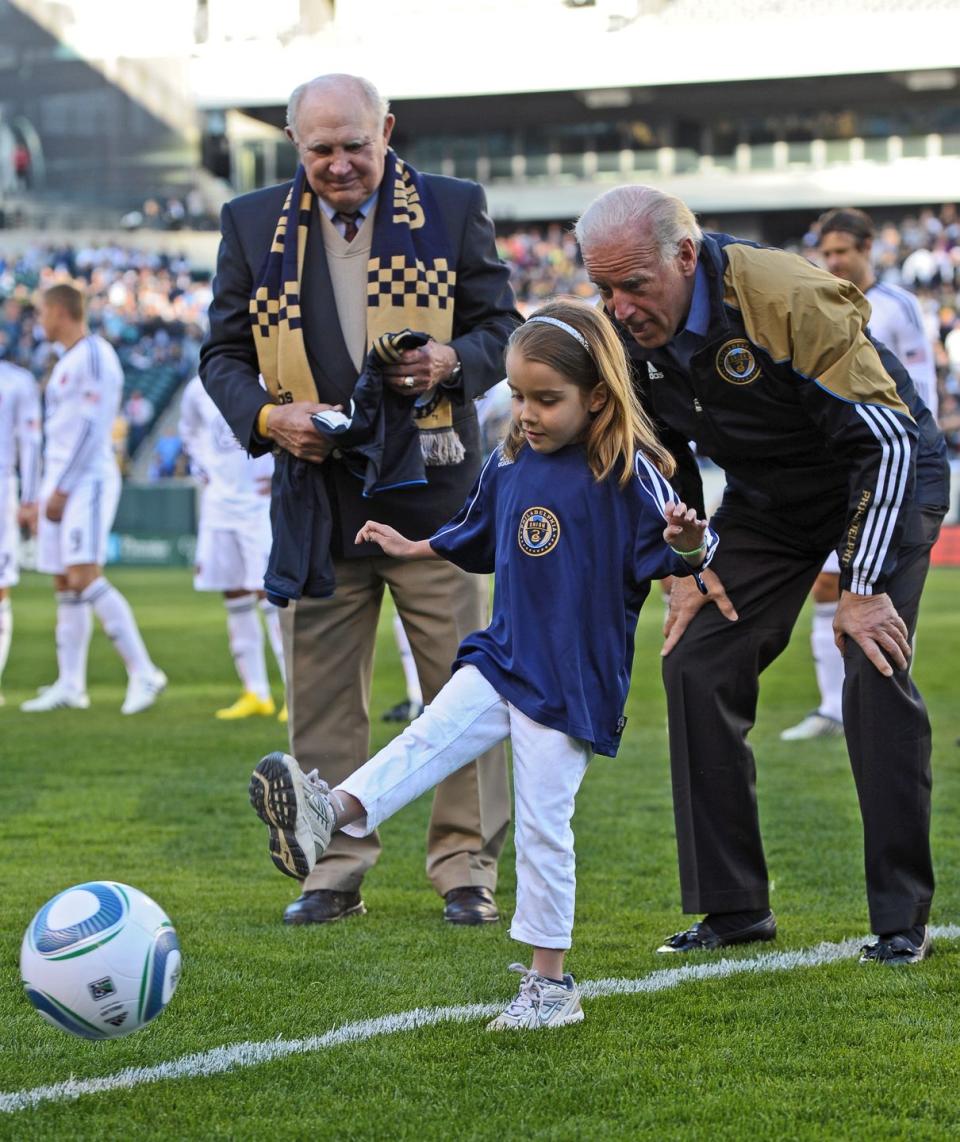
[340, 665, 591, 949]
[37, 470, 120, 573]
[0, 478, 18, 588]
[194, 523, 271, 592]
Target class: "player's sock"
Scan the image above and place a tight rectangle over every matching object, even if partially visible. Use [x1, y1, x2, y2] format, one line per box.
[226, 594, 270, 701]
[812, 602, 843, 723]
[0, 597, 12, 686]
[82, 577, 154, 678]
[393, 613, 423, 709]
[259, 596, 286, 686]
[56, 589, 92, 693]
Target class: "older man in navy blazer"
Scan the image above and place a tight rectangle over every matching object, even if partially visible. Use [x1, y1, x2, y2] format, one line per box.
[202, 73, 518, 926]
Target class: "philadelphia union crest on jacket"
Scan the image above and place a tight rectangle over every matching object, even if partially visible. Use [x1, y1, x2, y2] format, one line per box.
[518, 507, 560, 556]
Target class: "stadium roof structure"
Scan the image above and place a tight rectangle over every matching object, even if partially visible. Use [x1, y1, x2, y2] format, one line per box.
[186, 0, 960, 108]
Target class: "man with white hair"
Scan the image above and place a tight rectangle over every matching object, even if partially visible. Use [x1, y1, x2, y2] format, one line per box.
[202, 73, 518, 927]
[577, 184, 948, 966]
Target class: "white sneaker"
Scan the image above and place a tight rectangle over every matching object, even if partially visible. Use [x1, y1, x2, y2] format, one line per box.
[486, 964, 585, 1031]
[21, 681, 90, 712]
[121, 668, 168, 715]
[780, 712, 844, 741]
[248, 752, 336, 880]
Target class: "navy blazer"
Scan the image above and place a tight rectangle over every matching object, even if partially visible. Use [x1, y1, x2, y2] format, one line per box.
[200, 173, 521, 558]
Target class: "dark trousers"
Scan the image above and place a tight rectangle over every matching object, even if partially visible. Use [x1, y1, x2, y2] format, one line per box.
[661, 508, 941, 934]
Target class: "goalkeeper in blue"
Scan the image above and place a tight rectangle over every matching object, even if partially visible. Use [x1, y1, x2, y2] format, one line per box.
[249, 300, 716, 1030]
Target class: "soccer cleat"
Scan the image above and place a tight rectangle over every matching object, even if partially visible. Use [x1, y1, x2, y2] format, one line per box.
[215, 691, 276, 720]
[860, 926, 932, 965]
[20, 681, 90, 712]
[779, 712, 844, 741]
[486, 964, 585, 1031]
[121, 668, 167, 715]
[278, 702, 288, 724]
[248, 752, 336, 880]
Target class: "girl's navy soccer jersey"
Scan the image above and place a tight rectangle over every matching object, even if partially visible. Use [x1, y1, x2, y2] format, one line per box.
[429, 442, 715, 756]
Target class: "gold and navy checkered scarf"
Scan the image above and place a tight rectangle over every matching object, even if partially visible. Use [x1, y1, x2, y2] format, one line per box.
[250, 152, 464, 465]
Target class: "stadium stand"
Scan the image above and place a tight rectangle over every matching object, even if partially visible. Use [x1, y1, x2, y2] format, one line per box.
[0, 244, 209, 466]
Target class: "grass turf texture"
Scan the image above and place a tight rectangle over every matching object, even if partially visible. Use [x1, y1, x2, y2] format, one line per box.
[1, 566, 958, 1140]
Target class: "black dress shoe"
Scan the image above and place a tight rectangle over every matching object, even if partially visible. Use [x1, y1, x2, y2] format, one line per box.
[381, 699, 424, 723]
[443, 886, 500, 925]
[283, 889, 366, 925]
[860, 926, 931, 965]
[657, 911, 777, 953]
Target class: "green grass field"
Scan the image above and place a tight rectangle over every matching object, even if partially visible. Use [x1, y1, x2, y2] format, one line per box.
[1, 566, 958, 1140]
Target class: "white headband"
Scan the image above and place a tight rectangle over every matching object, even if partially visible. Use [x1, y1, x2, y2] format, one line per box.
[525, 315, 591, 353]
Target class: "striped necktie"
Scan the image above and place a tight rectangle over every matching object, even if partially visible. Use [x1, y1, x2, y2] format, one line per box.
[334, 211, 361, 242]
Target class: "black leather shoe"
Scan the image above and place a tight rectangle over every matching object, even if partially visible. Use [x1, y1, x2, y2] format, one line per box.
[381, 699, 424, 723]
[860, 926, 931, 965]
[657, 912, 777, 953]
[443, 886, 500, 925]
[283, 889, 366, 925]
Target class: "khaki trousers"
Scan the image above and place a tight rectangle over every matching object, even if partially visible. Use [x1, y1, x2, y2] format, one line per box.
[281, 556, 511, 896]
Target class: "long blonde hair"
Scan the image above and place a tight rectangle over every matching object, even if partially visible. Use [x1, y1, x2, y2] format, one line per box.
[502, 298, 676, 485]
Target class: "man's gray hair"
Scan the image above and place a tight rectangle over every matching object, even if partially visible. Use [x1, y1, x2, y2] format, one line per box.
[576, 185, 702, 262]
[286, 74, 390, 138]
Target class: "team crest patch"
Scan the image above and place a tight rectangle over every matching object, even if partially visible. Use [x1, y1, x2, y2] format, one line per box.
[716, 339, 761, 385]
[518, 507, 560, 557]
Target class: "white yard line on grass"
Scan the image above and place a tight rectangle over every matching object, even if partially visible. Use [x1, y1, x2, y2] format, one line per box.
[4, 925, 958, 1115]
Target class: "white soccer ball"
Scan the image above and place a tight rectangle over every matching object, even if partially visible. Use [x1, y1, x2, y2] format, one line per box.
[20, 881, 181, 1039]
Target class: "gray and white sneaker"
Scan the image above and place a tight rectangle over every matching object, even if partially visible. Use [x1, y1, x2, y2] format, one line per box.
[21, 680, 90, 712]
[121, 668, 168, 715]
[780, 712, 844, 741]
[248, 752, 336, 880]
[486, 963, 585, 1031]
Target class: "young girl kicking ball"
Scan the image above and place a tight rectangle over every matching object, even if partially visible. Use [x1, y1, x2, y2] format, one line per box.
[249, 298, 715, 1030]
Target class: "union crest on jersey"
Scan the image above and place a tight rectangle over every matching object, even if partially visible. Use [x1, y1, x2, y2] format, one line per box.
[716, 339, 761, 385]
[518, 507, 560, 557]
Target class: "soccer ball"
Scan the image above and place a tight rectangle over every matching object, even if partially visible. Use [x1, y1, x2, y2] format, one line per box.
[20, 881, 181, 1039]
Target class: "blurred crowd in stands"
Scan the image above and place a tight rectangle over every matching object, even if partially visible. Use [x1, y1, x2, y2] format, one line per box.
[119, 190, 220, 232]
[1, 204, 959, 483]
[0, 242, 210, 474]
[790, 204, 960, 456]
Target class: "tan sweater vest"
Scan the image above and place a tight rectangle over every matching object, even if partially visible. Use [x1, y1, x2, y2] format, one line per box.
[319, 205, 377, 373]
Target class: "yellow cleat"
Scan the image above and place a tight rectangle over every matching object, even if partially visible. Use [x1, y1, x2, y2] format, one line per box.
[215, 692, 276, 720]
[278, 702, 288, 724]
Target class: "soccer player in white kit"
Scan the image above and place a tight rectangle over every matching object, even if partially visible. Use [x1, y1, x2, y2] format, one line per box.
[781, 208, 939, 741]
[0, 355, 41, 704]
[21, 283, 167, 714]
[179, 375, 286, 719]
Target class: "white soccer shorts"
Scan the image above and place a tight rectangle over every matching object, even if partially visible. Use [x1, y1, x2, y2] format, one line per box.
[193, 520, 271, 593]
[0, 478, 19, 588]
[36, 471, 120, 574]
[821, 550, 841, 575]
[339, 664, 592, 950]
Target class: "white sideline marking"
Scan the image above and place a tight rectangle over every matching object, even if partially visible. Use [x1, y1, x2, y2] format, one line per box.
[4, 925, 958, 1115]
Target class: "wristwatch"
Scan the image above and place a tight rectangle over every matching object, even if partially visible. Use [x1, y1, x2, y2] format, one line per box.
[445, 359, 463, 386]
